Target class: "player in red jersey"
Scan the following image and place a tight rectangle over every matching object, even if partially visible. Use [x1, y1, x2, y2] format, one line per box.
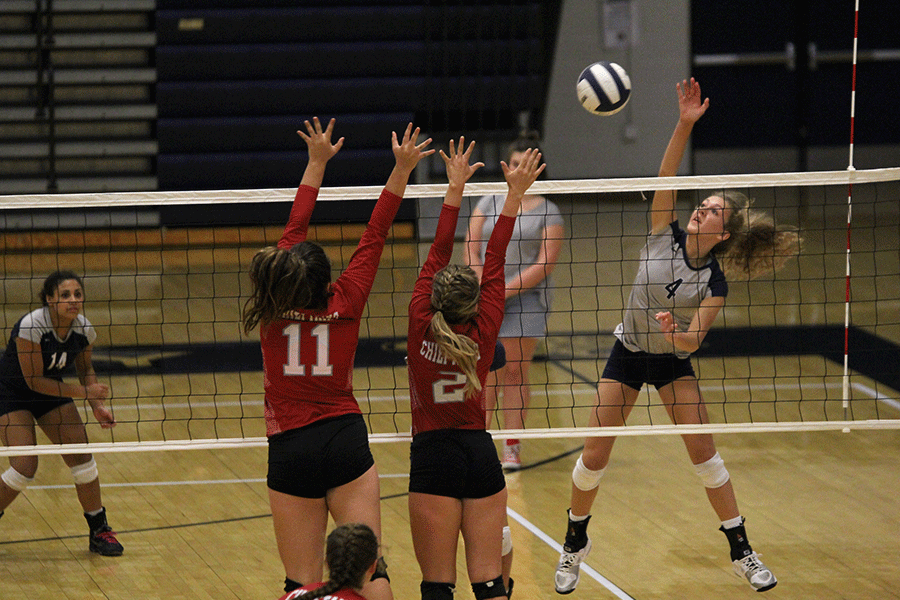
[277, 523, 379, 600]
[406, 138, 544, 600]
[243, 117, 433, 600]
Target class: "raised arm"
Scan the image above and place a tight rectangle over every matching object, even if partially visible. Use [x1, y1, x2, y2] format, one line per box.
[499, 148, 545, 218]
[384, 123, 435, 199]
[411, 138, 484, 306]
[479, 149, 545, 322]
[299, 117, 344, 188]
[338, 123, 434, 311]
[650, 78, 709, 234]
[440, 137, 484, 210]
[280, 117, 344, 248]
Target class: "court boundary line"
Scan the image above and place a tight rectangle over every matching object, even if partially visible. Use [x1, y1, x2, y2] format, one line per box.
[506, 506, 635, 600]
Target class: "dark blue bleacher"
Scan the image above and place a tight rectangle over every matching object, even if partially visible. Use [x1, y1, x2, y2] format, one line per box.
[155, 2, 559, 224]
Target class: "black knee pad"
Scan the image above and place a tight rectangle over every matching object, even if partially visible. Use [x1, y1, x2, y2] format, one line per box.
[283, 577, 303, 593]
[370, 555, 390, 583]
[472, 576, 506, 600]
[421, 581, 455, 600]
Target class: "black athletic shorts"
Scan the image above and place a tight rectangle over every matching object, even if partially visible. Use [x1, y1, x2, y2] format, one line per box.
[267, 413, 375, 499]
[409, 428, 506, 499]
[0, 395, 73, 420]
[601, 338, 696, 391]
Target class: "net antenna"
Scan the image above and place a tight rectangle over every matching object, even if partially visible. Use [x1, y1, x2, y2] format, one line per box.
[841, 0, 861, 419]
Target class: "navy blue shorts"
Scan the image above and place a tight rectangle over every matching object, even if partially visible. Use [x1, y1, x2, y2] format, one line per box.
[601, 338, 696, 391]
[267, 413, 375, 499]
[0, 395, 73, 420]
[409, 428, 505, 499]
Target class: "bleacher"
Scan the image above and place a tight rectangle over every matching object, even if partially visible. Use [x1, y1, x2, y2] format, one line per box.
[2, 0, 560, 228]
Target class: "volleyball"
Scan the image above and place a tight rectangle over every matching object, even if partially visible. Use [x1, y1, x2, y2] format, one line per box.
[576, 61, 631, 116]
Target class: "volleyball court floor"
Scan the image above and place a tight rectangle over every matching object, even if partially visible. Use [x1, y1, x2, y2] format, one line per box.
[1, 198, 898, 599]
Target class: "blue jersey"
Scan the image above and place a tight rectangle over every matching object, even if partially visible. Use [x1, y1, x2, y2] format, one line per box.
[0, 307, 96, 400]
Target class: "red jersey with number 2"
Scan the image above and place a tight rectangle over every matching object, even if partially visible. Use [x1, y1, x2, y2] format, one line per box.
[407, 203, 514, 434]
[260, 184, 402, 436]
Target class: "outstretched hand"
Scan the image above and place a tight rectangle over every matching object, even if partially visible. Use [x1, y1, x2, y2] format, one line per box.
[297, 117, 344, 164]
[439, 137, 484, 188]
[677, 78, 709, 125]
[502, 147, 545, 197]
[392, 123, 435, 174]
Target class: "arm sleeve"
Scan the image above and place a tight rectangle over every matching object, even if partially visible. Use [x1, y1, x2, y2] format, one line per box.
[410, 204, 461, 313]
[478, 213, 516, 330]
[333, 188, 405, 315]
[278, 184, 319, 249]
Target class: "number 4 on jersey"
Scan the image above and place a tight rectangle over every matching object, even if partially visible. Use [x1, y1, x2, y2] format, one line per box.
[665, 278, 683, 299]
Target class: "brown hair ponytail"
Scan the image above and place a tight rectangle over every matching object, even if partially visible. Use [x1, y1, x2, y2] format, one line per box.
[242, 242, 333, 334]
[302, 523, 379, 600]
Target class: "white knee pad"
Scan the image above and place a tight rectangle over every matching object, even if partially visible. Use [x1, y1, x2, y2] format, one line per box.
[2, 467, 34, 492]
[71, 458, 99, 485]
[571, 455, 605, 492]
[501, 525, 512, 556]
[693, 452, 730, 489]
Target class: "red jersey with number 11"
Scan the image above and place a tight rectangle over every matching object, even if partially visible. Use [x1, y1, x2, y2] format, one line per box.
[407, 203, 514, 434]
[260, 184, 403, 436]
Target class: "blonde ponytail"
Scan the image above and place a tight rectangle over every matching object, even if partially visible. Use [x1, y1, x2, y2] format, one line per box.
[430, 311, 482, 399]
[430, 265, 483, 399]
[712, 191, 803, 281]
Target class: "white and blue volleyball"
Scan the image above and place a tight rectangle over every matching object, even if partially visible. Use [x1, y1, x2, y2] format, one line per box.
[576, 61, 631, 116]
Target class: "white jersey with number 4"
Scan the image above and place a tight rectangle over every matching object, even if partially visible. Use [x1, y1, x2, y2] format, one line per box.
[614, 221, 727, 358]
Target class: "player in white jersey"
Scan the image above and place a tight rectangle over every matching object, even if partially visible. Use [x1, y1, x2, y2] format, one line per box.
[554, 78, 801, 594]
[0, 270, 123, 556]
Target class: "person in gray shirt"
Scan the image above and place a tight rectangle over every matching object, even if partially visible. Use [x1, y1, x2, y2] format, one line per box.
[554, 78, 801, 594]
[465, 132, 565, 472]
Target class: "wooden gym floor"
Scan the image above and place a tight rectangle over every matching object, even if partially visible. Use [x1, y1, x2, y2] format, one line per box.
[1, 191, 899, 600]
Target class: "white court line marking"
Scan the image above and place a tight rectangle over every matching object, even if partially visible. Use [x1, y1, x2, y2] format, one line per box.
[852, 381, 900, 411]
[506, 506, 634, 600]
[29, 474, 634, 599]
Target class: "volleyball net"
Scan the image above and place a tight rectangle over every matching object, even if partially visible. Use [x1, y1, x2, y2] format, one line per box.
[2, 166, 899, 456]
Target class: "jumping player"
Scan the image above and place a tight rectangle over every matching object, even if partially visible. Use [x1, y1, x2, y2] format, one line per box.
[406, 137, 545, 600]
[554, 78, 801, 594]
[242, 117, 433, 600]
